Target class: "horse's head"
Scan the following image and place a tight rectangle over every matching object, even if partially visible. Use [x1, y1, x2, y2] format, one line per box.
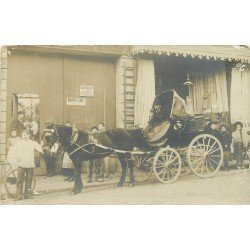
[43, 123, 59, 147]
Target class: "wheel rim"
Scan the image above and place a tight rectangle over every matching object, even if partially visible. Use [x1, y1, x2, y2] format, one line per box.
[133, 156, 153, 183]
[187, 134, 223, 178]
[4, 169, 36, 198]
[153, 148, 182, 184]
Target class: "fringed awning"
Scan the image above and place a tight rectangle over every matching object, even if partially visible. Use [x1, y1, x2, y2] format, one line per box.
[131, 45, 250, 63]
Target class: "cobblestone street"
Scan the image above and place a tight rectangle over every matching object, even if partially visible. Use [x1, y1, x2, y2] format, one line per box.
[2, 169, 250, 205]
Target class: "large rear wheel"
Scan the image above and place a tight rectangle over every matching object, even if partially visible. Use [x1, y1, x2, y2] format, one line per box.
[187, 134, 223, 178]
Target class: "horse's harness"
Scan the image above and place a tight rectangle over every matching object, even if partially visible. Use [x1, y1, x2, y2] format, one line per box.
[46, 126, 113, 158]
[45, 126, 156, 159]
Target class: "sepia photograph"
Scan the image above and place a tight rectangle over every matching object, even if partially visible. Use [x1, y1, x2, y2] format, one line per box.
[0, 45, 250, 205]
[1, 1, 250, 250]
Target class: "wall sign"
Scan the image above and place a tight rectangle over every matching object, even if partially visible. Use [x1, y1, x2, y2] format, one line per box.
[80, 85, 94, 97]
[66, 97, 86, 106]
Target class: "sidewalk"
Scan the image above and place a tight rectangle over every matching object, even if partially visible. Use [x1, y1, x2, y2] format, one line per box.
[0, 174, 121, 200]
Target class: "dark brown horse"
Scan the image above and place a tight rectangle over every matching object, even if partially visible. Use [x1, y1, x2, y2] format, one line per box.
[43, 124, 151, 195]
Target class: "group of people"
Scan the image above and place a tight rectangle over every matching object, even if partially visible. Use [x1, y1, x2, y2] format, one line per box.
[6, 116, 111, 200]
[10, 111, 40, 141]
[206, 120, 249, 171]
[42, 121, 111, 183]
[5, 111, 250, 200]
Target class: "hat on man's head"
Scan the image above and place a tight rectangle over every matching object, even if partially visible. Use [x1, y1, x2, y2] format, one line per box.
[91, 126, 98, 131]
[219, 122, 229, 130]
[234, 121, 243, 128]
[210, 120, 219, 125]
[17, 111, 24, 115]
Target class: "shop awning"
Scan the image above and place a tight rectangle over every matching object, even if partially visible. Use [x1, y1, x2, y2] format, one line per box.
[131, 45, 250, 63]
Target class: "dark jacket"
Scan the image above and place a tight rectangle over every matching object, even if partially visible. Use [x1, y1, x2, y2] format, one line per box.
[10, 118, 25, 136]
[219, 132, 232, 151]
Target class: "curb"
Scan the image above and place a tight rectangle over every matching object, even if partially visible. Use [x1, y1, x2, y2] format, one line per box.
[39, 180, 118, 195]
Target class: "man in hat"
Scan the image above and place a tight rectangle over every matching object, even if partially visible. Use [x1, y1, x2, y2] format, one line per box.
[88, 126, 104, 183]
[219, 123, 232, 171]
[206, 120, 220, 139]
[232, 121, 248, 169]
[10, 111, 26, 136]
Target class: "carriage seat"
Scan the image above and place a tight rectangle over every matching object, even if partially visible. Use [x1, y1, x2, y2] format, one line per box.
[143, 120, 170, 144]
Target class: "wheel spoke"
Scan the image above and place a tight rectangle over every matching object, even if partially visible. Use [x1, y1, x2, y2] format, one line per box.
[206, 137, 211, 152]
[205, 159, 210, 173]
[169, 156, 178, 165]
[200, 162, 204, 175]
[193, 158, 204, 171]
[158, 167, 166, 176]
[209, 147, 221, 155]
[168, 168, 174, 178]
[191, 156, 204, 166]
[167, 151, 174, 164]
[209, 157, 219, 166]
[207, 141, 217, 154]
[162, 168, 167, 181]
[207, 158, 216, 171]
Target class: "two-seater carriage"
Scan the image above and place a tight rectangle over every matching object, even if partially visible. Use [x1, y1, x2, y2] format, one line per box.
[135, 90, 224, 184]
[78, 89, 224, 185]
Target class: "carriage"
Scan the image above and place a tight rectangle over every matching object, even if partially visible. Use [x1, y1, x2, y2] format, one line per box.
[133, 90, 224, 184]
[76, 89, 224, 185]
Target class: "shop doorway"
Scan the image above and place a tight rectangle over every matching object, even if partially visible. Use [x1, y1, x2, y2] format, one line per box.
[11, 93, 40, 140]
[154, 55, 229, 120]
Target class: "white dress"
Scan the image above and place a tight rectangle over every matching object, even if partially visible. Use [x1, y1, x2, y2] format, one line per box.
[62, 152, 75, 169]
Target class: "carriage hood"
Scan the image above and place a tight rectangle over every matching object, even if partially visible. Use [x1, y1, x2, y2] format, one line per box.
[149, 90, 189, 123]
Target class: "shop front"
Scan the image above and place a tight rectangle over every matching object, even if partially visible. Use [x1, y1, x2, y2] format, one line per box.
[132, 46, 250, 130]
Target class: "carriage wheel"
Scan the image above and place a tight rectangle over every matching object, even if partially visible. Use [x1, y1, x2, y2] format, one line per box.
[153, 147, 182, 184]
[4, 169, 36, 198]
[187, 134, 223, 178]
[133, 155, 154, 183]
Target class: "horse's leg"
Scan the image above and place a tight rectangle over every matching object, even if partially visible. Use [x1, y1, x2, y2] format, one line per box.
[127, 157, 135, 187]
[70, 158, 83, 195]
[87, 160, 93, 183]
[117, 155, 127, 187]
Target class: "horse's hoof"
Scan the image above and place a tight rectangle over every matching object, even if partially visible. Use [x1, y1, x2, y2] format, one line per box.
[129, 182, 135, 187]
[117, 182, 123, 187]
[70, 190, 76, 196]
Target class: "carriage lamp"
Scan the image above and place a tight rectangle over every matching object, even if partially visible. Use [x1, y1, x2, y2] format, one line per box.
[183, 73, 194, 86]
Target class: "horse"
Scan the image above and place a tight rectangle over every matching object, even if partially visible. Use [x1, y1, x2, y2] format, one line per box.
[43, 124, 151, 195]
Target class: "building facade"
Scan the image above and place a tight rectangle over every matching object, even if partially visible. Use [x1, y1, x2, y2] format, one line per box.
[1, 45, 250, 166]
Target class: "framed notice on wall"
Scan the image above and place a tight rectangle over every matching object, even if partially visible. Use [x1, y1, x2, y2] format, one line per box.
[80, 85, 94, 97]
[66, 97, 86, 106]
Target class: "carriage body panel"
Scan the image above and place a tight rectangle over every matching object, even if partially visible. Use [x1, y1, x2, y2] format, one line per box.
[144, 90, 215, 148]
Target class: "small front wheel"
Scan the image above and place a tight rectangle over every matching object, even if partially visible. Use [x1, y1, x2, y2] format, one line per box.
[153, 147, 182, 184]
[133, 155, 154, 183]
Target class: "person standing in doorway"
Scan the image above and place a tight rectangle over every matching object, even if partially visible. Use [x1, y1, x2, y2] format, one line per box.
[98, 123, 113, 178]
[88, 126, 104, 183]
[41, 124, 58, 177]
[219, 123, 232, 171]
[10, 130, 43, 200]
[232, 121, 248, 169]
[10, 111, 26, 136]
[61, 121, 75, 182]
